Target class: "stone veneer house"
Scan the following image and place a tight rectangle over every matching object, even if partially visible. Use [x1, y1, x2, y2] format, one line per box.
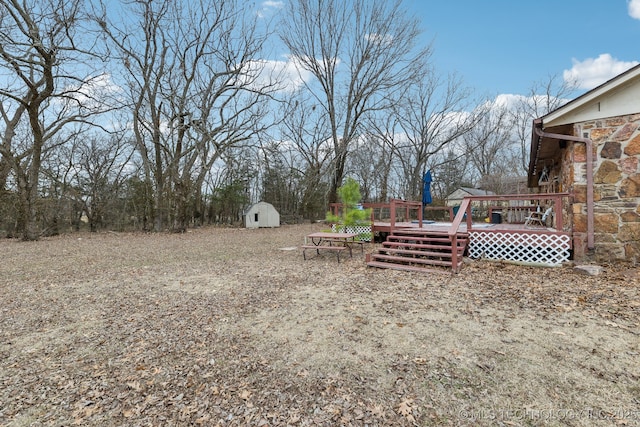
[529, 63, 640, 263]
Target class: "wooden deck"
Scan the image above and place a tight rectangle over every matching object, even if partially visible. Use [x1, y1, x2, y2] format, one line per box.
[334, 194, 573, 271]
[371, 219, 572, 269]
[372, 220, 559, 235]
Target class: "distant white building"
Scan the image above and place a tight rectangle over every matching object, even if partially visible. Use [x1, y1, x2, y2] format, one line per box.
[445, 187, 495, 206]
[244, 202, 280, 229]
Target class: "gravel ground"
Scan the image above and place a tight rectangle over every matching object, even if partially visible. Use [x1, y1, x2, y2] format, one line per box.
[1, 223, 639, 426]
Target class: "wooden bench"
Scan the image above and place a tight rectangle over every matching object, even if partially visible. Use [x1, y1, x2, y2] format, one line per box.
[301, 245, 348, 262]
[351, 240, 365, 253]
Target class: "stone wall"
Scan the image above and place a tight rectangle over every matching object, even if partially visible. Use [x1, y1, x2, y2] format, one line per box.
[571, 113, 640, 263]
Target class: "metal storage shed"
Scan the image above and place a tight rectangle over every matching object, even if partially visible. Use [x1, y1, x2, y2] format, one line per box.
[244, 202, 280, 228]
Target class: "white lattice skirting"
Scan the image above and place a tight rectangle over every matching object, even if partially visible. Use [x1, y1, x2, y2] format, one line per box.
[331, 224, 372, 242]
[468, 231, 571, 266]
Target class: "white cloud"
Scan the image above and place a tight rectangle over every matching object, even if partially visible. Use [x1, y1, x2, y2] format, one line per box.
[62, 73, 122, 110]
[366, 33, 394, 46]
[629, 0, 640, 19]
[279, 56, 315, 91]
[257, 1, 284, 18]
[241, 56, 314, 93]
[262, 1, 284, 8]
[562, 54, 639, 90]
[492, 93, 526, 110]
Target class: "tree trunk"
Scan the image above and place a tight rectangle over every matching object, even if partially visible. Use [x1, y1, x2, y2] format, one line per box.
[328, 147, 348, 204]
[16, 172, 38, 240]
[153, 188, 164, 232]
[171, 180, 189, 232]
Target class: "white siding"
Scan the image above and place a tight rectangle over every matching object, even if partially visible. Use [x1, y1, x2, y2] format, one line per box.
[245, 202, 280, 228]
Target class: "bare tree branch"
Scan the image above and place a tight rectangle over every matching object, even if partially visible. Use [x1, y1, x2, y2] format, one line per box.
[280, 0, 429, 204]
[0, 0, 109, 239]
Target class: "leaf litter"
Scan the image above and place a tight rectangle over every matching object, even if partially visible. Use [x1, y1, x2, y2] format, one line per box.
[0, 224, 638, 426]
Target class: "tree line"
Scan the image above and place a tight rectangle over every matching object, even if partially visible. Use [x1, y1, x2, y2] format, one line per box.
[0, 0, 573, 239]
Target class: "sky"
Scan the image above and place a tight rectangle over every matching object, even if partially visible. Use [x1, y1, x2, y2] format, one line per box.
[404, 0, 640, 97]
[258, 0, 640, 100]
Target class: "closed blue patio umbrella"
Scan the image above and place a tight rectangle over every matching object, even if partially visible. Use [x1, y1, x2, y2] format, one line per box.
[422, 170, 432, 205]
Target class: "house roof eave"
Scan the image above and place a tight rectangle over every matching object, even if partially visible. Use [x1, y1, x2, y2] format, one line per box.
[542, 63, 640, 126]
[528, 63, 640, 188]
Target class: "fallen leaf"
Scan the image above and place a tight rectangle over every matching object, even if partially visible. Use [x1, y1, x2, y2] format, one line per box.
[126, 381, 141, 391]
[369, 404, 385, 418]
[397, 398, 414, 417]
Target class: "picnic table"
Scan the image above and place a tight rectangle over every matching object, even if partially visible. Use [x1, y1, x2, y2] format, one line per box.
[302, 231, 363, 262]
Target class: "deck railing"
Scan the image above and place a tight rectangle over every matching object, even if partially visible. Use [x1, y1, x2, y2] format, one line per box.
[331, 193, 568, 233]
[451, 192, 572, 266]
[331, 193, 572, 267]
[451, 192, 569, 232]
[330, 199, 447, 225]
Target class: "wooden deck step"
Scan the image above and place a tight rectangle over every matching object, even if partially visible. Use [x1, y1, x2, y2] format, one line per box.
[386, 236, 468, 245]
[382, 242, 466, 252]
[388, 233, 452, 239]
[391, 229, 453, 235]
[386, 238, 453, 245]
[389, 230, 469, 239]
[367, 230, 469, 273]
[370, 253, 454, 267]
[378, 247, 455, 258]
[366, 260, 450, 274]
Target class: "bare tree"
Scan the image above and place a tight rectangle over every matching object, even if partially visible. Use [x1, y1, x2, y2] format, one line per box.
[280, 0, 429, 204]
[206, 146, 254, 225]
[274, 92, 334, 219]
[38, 131, 133, 232]
[354, 114, 402, 202]
[0, 0, 108, 240]
[74, 134, 133, 231]
[429, 149, 473, 201]
[348, 132, 393, 203]
[258, 139, 304, 219]
[511, 74, 577, 174]
[98, 0, 273, 232]
[389, 71, 478, 200]
[461, 103, 513, 191]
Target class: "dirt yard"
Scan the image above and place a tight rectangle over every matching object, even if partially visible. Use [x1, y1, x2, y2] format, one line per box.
[1, 223, 639, 426]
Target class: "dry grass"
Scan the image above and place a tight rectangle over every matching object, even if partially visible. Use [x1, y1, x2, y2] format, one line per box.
[1, 223, 639, 426]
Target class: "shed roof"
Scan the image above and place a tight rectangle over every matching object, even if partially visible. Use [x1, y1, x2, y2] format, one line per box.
[447, 187, 495, 198]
